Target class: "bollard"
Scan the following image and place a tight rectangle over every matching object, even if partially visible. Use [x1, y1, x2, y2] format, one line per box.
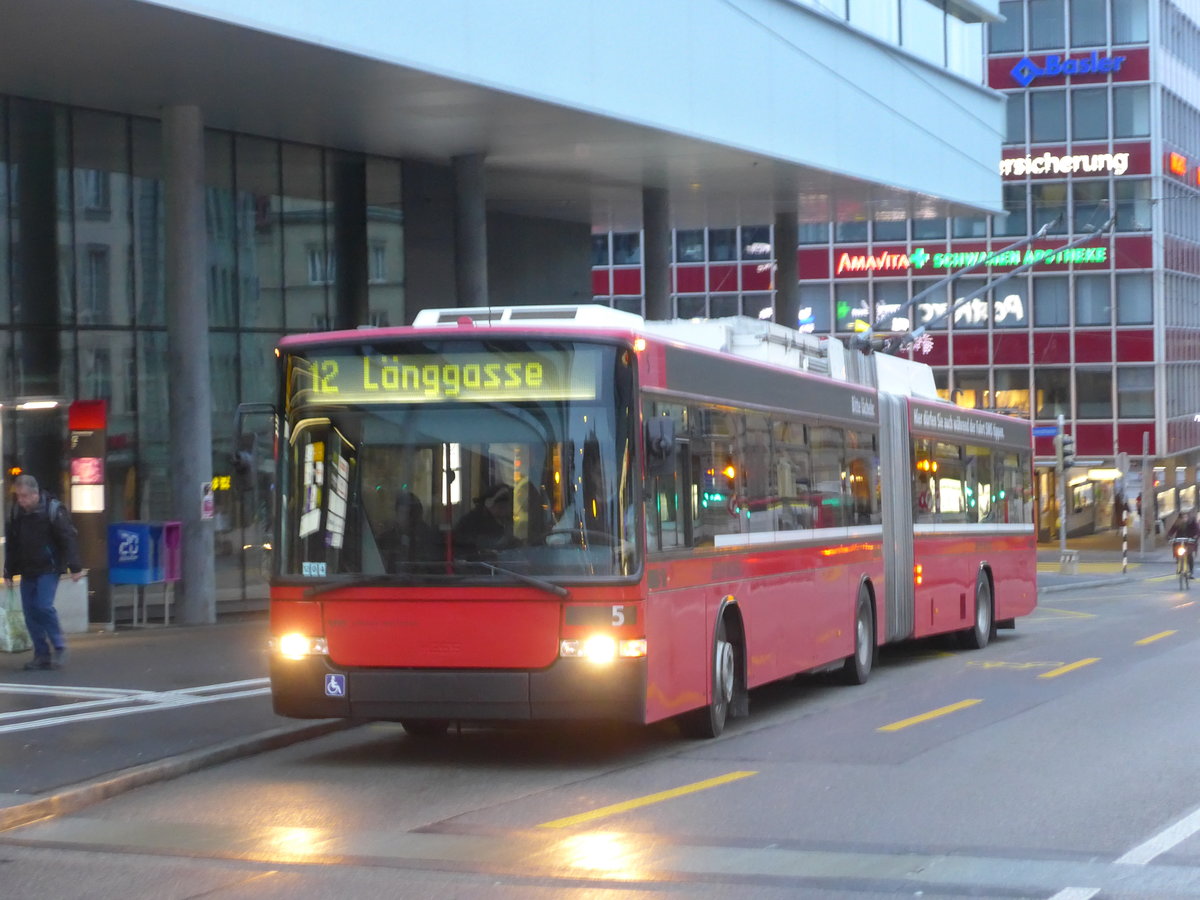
[1060, 549, 1079, 575]
[1122, 510, 1128, 575]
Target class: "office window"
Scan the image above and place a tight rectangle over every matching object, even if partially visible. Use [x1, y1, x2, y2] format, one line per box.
[1070, 0, 1107, 46]
[612, 232, 641, 265]
[711, 294, 739, 317]
[80, 245, 111, 323]
[952, 279, 989, 331]
[1031, 182, 1068, 235]
[1114, 86, 1150, 137]
[1072, 88, 1108, 141]
[797, 284, 831, 334]
[912, 216, 946, 239]
[946, 15, 984, 83]
[591, 234, 609, 267]
[676, 296, 706, 319]
[1006, 93, 1027, 143]
[996, 183, 1028, 237]
[953, 215, 987, 238]
[1035, 368, 1071, 417]
[873, 214, 906, 242]
[1116, 273, 1152, 324]
[1115, 179, 1151, 231]
[1117, 367, 1154, 416]
[849, 0, 898, 43]
[911, 279, 948, 331]
[1075, 275, 1112, 325]
[994, 368, 1031, 413]
[1034, 278, 1070, 326]
[676, 230, 705, 263]
[708, 228, 737, 261]
[835, 220, 869, 243]
[990, 0, 1023, 52]
[835, 283, 870, 332]
[741, 226, 771, 260]
[798, 221, 829, 244]
[1073, 181, 1108, 233]
[1029, 0, 1066, 50]
[1076, 369, 1113, 418]
[953, 370, 990, 408]
[874, 281, 908, 330]
[1031, 91, 1067, 142]
[993, 281, 1029, 328]
[1113, 0, 1149, 44]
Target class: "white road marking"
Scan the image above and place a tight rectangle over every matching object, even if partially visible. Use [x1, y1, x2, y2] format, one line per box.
[1047, 888, 1099, 900]
[1115, 804, 1200, 866]
[0, 678, 270, 734]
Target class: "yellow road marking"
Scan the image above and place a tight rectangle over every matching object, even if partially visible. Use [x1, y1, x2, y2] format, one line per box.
[536, 770, 757, 829]
[967, 660, 1063, 670]
[1136, 630, 1177, 645]
[1038, 657, 1100, 679]
[877, 699, 982, 732]
[1034, 606, 1096, 619]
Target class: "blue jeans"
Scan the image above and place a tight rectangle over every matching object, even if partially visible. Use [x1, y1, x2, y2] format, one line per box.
[19, 572, 64, 660]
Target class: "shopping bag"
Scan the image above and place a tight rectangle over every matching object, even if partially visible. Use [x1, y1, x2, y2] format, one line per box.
[1, 582, 31, 653]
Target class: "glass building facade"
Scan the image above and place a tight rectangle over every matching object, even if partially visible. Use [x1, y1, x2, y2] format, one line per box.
[0, 98, 405, 603]
[592, 0, 1200, 538]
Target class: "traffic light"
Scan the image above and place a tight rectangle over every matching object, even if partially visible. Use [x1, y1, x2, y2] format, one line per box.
[1054, 432, 1077, 468]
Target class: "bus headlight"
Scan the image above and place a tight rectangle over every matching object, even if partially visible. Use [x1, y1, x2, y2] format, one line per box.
[274, 633, 328, 660]
[560, 636, 647, 662]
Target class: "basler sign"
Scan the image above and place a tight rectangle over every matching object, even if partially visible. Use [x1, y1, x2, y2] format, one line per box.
[1010, 51, 1126, 87]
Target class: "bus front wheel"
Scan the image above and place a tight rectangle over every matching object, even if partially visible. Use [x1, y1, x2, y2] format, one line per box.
[400, 718, 450, 737]
[681, 618, 735, 739]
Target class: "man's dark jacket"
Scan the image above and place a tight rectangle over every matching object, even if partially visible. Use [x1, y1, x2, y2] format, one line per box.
[4, 492, 82, 578]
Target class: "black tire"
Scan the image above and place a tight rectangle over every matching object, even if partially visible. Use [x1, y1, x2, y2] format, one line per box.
[680, 617, 735, 739]
[960, 574, 993, 650]
[400, 718, 450, 737]
[841, 589, 875, 685]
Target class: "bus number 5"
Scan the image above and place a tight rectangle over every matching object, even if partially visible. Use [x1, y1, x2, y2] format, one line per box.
[612, 606, 625, 626]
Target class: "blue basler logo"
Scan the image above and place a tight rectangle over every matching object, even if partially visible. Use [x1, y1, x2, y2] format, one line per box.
[1010, 52, 1126, 87]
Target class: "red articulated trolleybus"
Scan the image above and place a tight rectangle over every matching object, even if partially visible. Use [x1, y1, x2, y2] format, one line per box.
[264, 304, 1036, 737]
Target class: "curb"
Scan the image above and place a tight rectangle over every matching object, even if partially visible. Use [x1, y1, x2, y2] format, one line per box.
[0, 718, 353, 833]
[1039, 578, 1127, 595]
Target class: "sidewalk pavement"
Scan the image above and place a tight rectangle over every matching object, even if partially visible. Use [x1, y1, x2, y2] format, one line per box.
[0, 613, 348, 831]
[0, 529, 1168, 833]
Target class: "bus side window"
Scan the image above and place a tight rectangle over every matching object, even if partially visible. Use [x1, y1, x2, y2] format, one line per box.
[647, 442, 689, 552]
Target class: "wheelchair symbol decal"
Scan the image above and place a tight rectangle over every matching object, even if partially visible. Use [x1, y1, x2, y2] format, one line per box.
[324, 674, 346, 697]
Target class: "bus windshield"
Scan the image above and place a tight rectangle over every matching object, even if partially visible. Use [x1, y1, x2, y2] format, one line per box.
[280, 338, 638, 582]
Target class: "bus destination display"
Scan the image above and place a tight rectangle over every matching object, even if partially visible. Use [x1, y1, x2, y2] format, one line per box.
[289, 349, 600, 405]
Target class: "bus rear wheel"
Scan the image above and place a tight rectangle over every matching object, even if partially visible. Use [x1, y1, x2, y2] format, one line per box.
[840, 588, 874, 685]
[681, 618, 735, 739]
[960, 575, 994, 650]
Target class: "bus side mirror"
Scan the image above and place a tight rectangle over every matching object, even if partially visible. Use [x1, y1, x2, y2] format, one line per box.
[645, 418, 675, 476]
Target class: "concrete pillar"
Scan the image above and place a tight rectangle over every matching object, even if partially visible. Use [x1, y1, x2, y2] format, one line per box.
[163, 106, 216, 624]
[774, 213, 799, 329]
[642, 187, 670, 321]
[453, 153, 488, 308]
[332, 152, 369, 329]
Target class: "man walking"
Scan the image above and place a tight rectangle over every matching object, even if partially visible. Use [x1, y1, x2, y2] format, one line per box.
[4, 474, 84, 670]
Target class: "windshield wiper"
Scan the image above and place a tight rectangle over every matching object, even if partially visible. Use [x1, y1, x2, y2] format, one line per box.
[465, 561, 570, 599]
[303, 573, 414, 597]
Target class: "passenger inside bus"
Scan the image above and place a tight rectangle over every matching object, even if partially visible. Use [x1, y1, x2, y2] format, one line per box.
[452, 483, 516, 556]
[378, 491, 439, 569]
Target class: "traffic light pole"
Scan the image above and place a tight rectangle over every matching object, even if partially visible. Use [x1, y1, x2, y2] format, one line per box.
[1057, 413, 1067, 559]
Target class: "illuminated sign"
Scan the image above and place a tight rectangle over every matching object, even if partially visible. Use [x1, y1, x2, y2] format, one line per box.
[834, 245, 1108, 277]
[291, 350, 600, 404]
[1169, 152, 1189, 177]
[1000, 152, 1129, 177]
[1010, 52, 1126, 87]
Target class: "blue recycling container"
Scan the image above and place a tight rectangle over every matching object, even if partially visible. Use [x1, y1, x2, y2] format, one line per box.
[108, 522, 163, 585]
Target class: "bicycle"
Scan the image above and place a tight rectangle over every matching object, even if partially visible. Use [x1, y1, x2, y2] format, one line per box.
[1174, 537, 1195, 591]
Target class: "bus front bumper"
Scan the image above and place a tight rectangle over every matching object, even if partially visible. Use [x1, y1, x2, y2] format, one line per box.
[269, 655, 647, 724]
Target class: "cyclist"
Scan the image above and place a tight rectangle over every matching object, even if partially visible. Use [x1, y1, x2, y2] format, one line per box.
[1168, 511, 1200, 577]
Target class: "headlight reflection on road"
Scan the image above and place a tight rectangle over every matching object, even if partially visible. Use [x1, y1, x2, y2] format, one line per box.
[558, 831, 640, 876]
[268, 826, 326, 860]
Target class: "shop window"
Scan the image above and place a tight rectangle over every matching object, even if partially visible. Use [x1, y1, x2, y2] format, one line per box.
[708, 228, 737, 262]
[994, 369, 1031, 413]
[993, 282, 1029, 328]
[675, 296, 706, 319]
[710, 294, 739, 317]
[952, 370, 989, 409]
[835, 284, 870, 332]
[797, 284, 831, 334]
[741, 226, 772, 260]
[742, 293, 773, 319]
[873, 281, 908, 331]
[911, 279, 949, 331]
[951, 279, 989, 331]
